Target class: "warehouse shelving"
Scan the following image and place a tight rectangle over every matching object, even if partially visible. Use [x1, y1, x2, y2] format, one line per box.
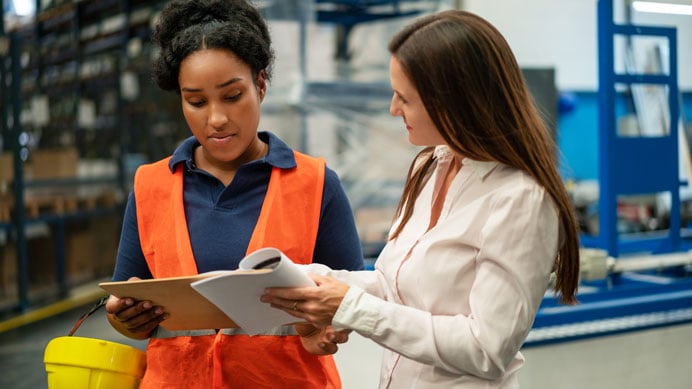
[0, 0, 174, 315]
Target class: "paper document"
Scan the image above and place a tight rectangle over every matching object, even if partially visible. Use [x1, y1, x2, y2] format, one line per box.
[191, 247, 315, 334]
[99, 247, 314, 334]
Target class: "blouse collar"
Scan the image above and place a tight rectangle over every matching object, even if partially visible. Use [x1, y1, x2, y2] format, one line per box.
[434, 145, 498, 180]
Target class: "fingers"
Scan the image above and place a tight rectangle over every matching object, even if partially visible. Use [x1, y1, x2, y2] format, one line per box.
[307, 273, 333, 285]
[262, 286, 309, 302]
[294, 323, 320, 337]
[296, 325, 349, 355]
[264, 296, 301, 313]
[262, 297, 324, 326]
[264, 299, 308, 323]
[106, 294, 168, 334]
[317, 341, 339, 355]
[326, 328, 351, 344]
[314, 326, 350, 355]
[261, 275, 350, 329]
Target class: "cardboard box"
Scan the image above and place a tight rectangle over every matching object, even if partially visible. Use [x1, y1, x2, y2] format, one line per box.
[90, 215, 120, 278]
[30, 148, 79, 180]
[0, 242, 17, 300]
[0, 193, 11, 222]
[65, 220, 95, 285]
[27, 234, 57, 285]
[0, 152, 13, 183]
[2, 148, 80, 181]
[65, 215, 120, 284]
[2, 234, 61, 302]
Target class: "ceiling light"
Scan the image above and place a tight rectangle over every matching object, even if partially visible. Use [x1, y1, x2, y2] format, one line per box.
[632, 1, 692, 15]
[10, 0, 35, 17]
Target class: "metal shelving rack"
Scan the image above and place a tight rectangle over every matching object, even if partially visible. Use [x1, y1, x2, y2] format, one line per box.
[0, 0, 169, 314]
[580, 0, 682, 257]
[526, 0, 692, 347]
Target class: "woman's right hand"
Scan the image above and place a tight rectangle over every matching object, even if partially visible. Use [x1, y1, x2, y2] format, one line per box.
[105, 277, 168, 339]
[294, 323, 350, 355]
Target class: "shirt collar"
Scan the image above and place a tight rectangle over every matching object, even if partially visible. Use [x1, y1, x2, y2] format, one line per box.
[167, 131, 296, 173]
[434, 145, 498, 180]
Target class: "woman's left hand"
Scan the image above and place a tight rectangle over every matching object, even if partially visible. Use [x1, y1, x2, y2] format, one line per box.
[261, 273, 349, 328]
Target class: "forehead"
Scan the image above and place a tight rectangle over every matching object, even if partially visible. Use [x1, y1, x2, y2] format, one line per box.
[389, 56, 404, 77]
[179, 49, 252, 80]
[389, 56, 415, 91]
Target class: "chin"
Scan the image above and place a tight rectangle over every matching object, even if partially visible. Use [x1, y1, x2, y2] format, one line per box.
[408, 134, 420, 146]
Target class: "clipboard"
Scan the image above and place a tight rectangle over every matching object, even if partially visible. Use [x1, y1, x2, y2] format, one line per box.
[99, 273, 241, 331]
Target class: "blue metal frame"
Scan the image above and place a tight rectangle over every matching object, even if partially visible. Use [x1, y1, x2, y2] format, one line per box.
[524, 0, 691, 348]
[9, 33, 30, 311]
[526, 273, 692, 347]
[589, 0, 681, 257]
[314, 0, 424, 59]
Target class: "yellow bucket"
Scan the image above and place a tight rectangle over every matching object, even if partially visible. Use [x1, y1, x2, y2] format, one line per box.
[44, 336, 146, 389]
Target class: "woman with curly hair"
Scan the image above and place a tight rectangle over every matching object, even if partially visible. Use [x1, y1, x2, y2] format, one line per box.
[105, 1, 363, 387]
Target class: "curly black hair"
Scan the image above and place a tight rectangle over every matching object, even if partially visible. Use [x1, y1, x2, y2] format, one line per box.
[152, 0, 274, 92]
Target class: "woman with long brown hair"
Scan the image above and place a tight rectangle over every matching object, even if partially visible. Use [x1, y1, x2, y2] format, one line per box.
[263, 9, 580, 388]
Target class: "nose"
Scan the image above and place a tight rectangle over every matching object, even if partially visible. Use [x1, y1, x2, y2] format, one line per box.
[208, 102, 229, 128]
[389, 94, 401, 117]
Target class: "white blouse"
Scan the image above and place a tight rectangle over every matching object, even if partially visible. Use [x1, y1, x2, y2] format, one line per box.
[319, 146, 559, 388]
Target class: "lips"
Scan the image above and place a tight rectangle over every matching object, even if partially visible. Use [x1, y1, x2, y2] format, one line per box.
[207, 133, 237, 147]
[209, 133, 235, 140]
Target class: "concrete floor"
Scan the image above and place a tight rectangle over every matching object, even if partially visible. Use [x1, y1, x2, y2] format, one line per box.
[0, 284, 382, 389]
[2, 287, 692, 389]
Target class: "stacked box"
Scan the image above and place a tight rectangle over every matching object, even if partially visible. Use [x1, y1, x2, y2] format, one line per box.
[90, 215, 120, 278]
[29, 148, 79, 180]
[65, 220, 95, 285]
[26, 234, 57, 285]
[65, 215, 121, 285]
[0, 153, 14, 207]
[0, 242, 17, 301]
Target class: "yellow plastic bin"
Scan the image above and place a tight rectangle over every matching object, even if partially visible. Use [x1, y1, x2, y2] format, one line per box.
[44, 336, 146, 389]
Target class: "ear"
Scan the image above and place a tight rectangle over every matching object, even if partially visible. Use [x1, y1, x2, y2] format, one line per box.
[257, 70, 267, 102]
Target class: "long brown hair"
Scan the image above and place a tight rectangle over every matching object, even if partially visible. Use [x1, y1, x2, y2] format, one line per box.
[388, 10, 580, 304]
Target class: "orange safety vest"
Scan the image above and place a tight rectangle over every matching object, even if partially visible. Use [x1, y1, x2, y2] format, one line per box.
[133, 152, 341, 389]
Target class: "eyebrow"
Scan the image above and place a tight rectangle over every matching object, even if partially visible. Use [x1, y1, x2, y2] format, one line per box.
[180, 77, 243, 93]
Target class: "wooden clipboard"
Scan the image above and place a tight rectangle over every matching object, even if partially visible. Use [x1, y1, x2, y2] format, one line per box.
[99, 273, 239, 331]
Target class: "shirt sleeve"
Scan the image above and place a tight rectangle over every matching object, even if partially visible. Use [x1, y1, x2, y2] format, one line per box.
[112, 191, 153, 281]
[331, 184, 558, 379]
[305, 264, 389, 299]
[312, 167, 365, 271]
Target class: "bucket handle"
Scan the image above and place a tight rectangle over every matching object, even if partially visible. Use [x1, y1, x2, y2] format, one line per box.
[68, 295, 109, 336]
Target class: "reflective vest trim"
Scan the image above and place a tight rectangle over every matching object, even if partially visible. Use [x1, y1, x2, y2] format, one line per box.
[152, 326, 298, 338]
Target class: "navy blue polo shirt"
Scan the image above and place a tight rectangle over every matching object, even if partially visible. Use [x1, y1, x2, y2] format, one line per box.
[112, 131, 364, 281]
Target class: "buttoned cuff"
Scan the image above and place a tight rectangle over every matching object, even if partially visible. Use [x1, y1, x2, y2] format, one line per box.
[332, 285, 378, 334]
